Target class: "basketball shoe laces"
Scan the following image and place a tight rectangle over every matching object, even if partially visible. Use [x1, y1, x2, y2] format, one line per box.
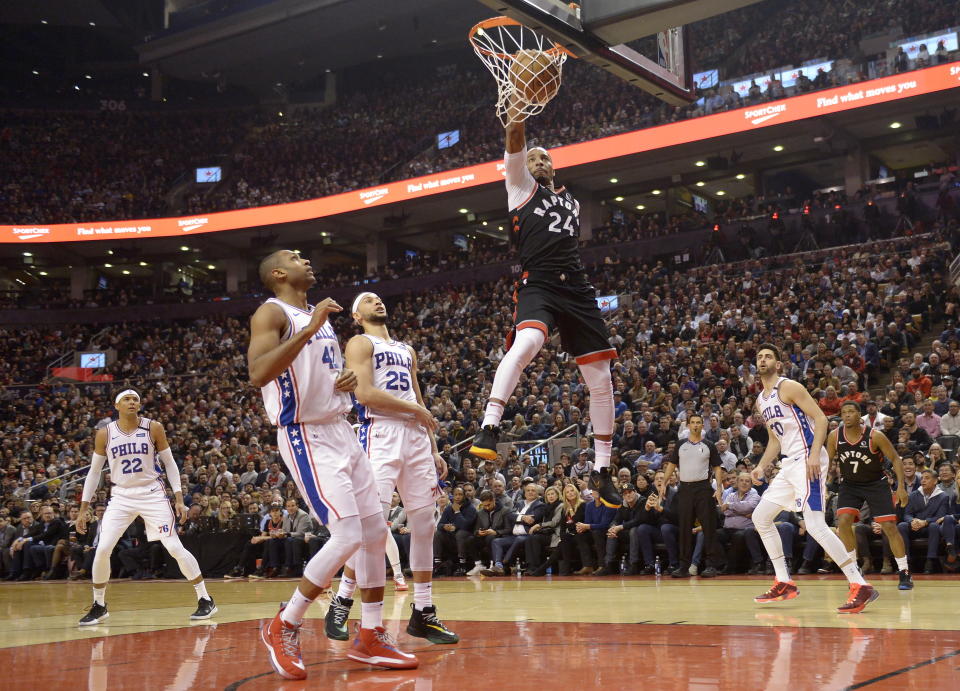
[280, 622, 302, 658]
[421, 608, 445, 630]
[373, 627, 401, 649]
[331, 600, 350, 628]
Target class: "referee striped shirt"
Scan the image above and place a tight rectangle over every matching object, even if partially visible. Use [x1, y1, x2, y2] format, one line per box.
[664, 438, 722, 483]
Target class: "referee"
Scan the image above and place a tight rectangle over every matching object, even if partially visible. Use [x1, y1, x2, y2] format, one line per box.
[659, 413, 725, 578]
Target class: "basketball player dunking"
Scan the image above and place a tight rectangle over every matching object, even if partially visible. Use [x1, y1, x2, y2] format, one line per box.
[469, 101, 621, 508]
[249, 250, 417, 680]
[750, 344, 878, 613]
[323, 292, 459, 646]
[829, 401, 913, 590]
[76, 389, 216, 625]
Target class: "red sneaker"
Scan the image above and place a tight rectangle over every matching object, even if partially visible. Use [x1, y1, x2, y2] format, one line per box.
[260, 610, 306, 680]
[837, 583, 879, 614]
[754, 580, 799, 603]
[347, 626, 419, 669]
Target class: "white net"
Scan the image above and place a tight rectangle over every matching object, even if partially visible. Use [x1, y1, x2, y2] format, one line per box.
[469, 18, 570, 126]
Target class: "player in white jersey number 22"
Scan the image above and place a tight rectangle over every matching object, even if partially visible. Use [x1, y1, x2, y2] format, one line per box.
[76, 389, 217, 626]
[323, 292, 458, 645]
[750, 344, 878, 613]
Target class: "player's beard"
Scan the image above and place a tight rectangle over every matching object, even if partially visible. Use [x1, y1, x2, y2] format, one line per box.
[534, 172, 552, 187]
[365, 314, 387, 325]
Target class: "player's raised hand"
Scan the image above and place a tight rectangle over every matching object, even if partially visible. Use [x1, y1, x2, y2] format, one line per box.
[334, 368, 357, 392]
[412, 405, 439, 432]
[307, 298, 342, 335]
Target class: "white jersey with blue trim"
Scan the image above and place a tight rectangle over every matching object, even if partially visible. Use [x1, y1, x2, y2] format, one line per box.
[757, 377, 815, 460]
[260, 297, 352, 427]
[106, 417, 162, 490]
[355, 333, 416, 424]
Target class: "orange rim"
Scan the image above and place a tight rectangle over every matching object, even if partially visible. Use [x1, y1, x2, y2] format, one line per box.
[468, 16, 575, 60]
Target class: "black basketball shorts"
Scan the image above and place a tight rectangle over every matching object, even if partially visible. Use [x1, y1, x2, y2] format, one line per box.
[836, 479, 897, 522]
[512, 275, 617, 364]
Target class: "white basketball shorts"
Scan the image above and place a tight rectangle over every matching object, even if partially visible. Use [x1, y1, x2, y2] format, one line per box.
[104, 483, 176, 542]
[277, 417, 382, 525]
[358, 419, 442, 512]
[761, 448, 829, 513]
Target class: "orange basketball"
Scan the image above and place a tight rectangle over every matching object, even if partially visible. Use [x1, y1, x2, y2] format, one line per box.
[509, 50, 561, 105]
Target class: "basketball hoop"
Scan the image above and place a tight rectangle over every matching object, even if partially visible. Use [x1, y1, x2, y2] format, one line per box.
[469, 16, 574, 126]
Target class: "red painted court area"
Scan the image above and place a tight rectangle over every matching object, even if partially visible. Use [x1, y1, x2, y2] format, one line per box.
[7, 620, 959, 690]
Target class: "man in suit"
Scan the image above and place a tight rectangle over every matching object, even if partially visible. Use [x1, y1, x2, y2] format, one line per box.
[22, 505, 67, 580]
[6, 512, 41, 580]
[898, 469, 952, 573]
[282, 497, 313, 578]
[480, 485, 542, 576]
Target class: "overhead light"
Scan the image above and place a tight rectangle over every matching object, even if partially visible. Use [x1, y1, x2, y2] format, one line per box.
[695, 160, 706, 167]
[325, 68, 332, 73]
[695, 181, 705, 187]
[376, 54, 383, 59]
[107, 250, 113, 255]
[458, 208, 468, 214]
[773, 145, 784, 152]
[84, 74, 92, 79]
[432, 39, 438, 44]
[88, 21, 96, 27]
[32, 69, 39, 75]
[139, 261, 148, 266]
[614, 196, 624, 202]
[275, 81, 283, 87]
[22, 252, 32, 257]
[194, 258, 200, 263]
[104, 263, 112, 268]
[319, 231, 329, 237]
[278, 111, 283, 117]
[636, 204, 645, 210]
[122, 270, 130, 275]
[482, 221, 488, 226]
[39, 271, 48, 276]
[207, 264, 216, 270]
[889, 121, 902, 129]
[142, 71, 149, 77]
[180, 246, 190, 251]
[735, 173, 746, 180]
[651, 189, 661, 195]
[716, 190, 726, 196]
[609, 177, 618, 183]
[498, 225, 504, 231]
[41, 19, 48, 24]
[74, 85, 80, 91]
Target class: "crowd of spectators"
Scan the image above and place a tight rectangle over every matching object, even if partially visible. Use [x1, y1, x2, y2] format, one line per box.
[3, 222, 960, 580]
[2, 0, 957, 225]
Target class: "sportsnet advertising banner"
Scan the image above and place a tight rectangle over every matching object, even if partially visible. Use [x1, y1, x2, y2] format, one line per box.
[4, 61, 960, 244]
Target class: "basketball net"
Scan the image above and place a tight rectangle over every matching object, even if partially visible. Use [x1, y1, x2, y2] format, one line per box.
[469, 17, 572, 126]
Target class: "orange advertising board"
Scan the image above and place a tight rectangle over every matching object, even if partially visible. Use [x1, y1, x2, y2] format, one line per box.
[4, 61, 960, 244]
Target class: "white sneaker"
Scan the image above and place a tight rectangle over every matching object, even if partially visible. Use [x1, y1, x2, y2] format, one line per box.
[466, 563, 485, 576]
[688, 564, 699, 576]
[393, 573, 408, 591]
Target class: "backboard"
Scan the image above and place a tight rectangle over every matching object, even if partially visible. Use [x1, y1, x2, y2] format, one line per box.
[474, 0, 765, 104]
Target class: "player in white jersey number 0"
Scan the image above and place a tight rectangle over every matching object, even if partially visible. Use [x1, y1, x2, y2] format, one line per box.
[76, 389, 216, 625]
[750, 344, 878, 613]
[322, 292, 459, 645]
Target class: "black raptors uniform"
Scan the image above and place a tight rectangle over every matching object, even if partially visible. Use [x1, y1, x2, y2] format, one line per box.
[509, 180, 616, 363]
[835, 426, 897, 522]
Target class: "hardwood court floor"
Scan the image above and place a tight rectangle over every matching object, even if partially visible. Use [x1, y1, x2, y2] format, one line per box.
[1, 574, 958, 690]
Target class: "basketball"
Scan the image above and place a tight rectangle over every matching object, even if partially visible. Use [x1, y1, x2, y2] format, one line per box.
[509, 49, 561, 106]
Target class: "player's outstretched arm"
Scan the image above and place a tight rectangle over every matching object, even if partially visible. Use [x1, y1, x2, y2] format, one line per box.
[504, 93, 526, 153]
[247, 299, 340, 387]
[77, 428, 108, 534]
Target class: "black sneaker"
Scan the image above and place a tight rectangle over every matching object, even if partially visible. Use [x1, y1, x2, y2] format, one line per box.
[190, 597, 218, 620]
[79, 602, 109, 626]
[324, 594, 352, 641]
[670, 567, 688, 578]
[589, 467, 622, 508]
[898, 569, 914, 591]
[406, 603, 459, 644]
[700, 566, 719, 578]
[468, 425, 500, 460]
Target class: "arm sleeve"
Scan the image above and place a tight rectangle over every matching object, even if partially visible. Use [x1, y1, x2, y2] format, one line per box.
[504, 148, 537, 210]
[81, 453, 107, 503]
[157, 448, 182, 493]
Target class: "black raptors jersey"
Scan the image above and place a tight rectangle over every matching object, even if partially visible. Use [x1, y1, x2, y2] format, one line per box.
[510, 184, 585, 275]
[837, 426, 885, 484]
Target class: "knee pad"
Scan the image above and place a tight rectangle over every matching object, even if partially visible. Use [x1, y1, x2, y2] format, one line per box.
[578, 360, 613, 436]
[352, 513, 388, 589]
[407, 505, 438, 572]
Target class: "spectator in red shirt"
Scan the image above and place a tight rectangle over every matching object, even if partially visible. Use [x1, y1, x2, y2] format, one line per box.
[906, 366, 933, 399]
[818, 386, 842, 417]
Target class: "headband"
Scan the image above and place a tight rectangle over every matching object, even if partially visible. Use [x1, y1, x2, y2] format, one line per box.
[114, 389, 140, 405]
[351, 292, 377, 315]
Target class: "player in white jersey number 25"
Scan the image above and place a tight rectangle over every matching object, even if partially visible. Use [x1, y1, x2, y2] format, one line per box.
[76, 389, 217, 626]
[750, 343, 878, 613]
[322, 292, 458, 645]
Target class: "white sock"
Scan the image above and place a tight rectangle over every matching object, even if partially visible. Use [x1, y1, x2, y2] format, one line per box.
[93, 587, 106, 606]
[482, 400, 504, 429]
[193, 581, 209, 600]
[360, 600, 383, 629]
[280, 587, 314, 626]
[771, 556, 790, 583]
[337, 575, 357, 600]
[413, 581, 432, 611]
[841, 559, 868, 586]
[895, 556, 909, 572]
[594, 439, 613, 469]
